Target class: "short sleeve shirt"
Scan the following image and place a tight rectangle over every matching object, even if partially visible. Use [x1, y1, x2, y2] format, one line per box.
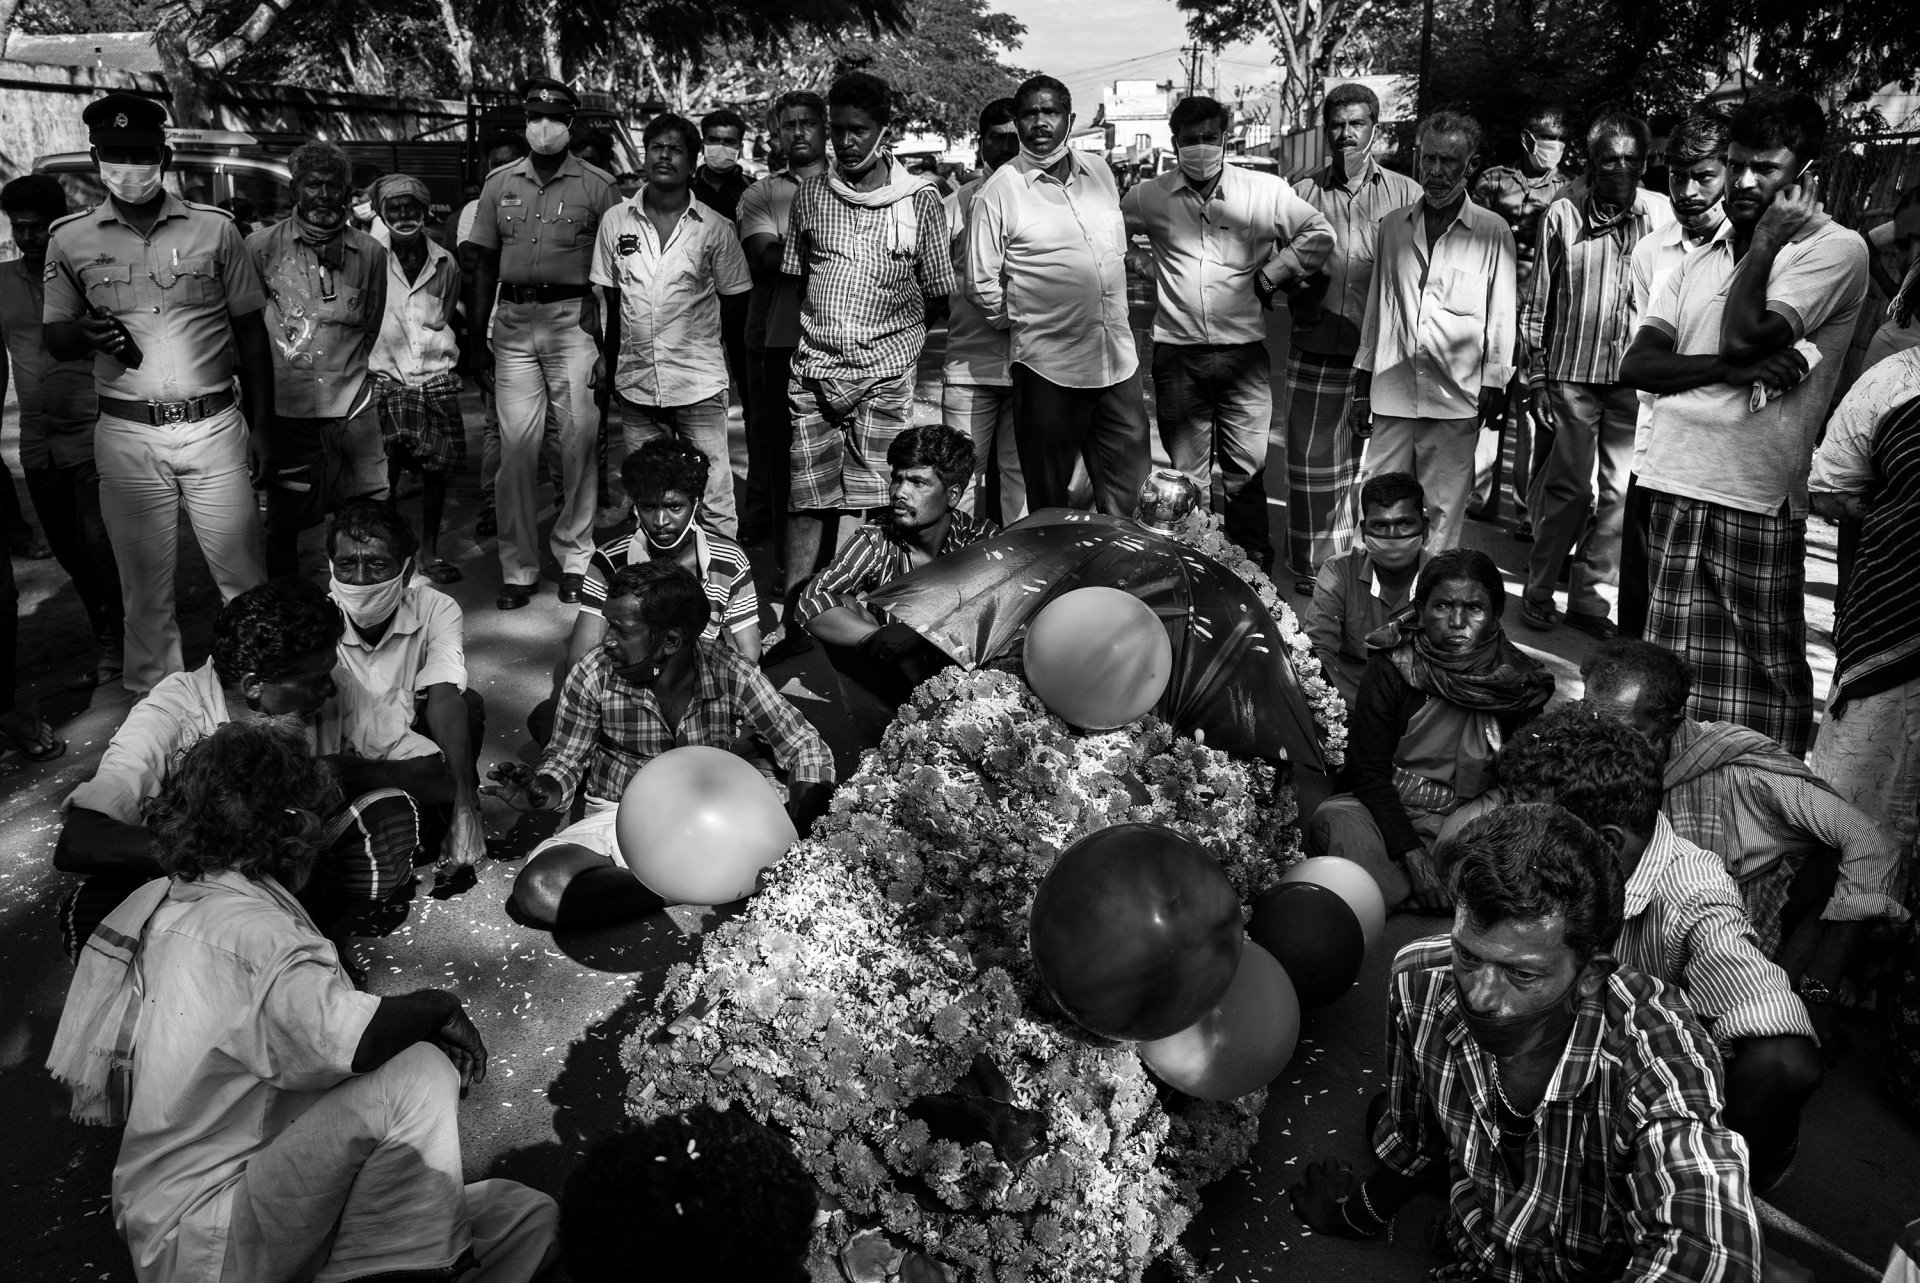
[0, 258, 97, 467]
[736, 171, 807, 350]
[63, 661, 231, 826]
[1290, 160, 1426, 357]
[466, 153, 619, 285]
[330, 581, 466, 761]
[782, 168, 954, 381]
[248, 218, 387, 418]
[942, 176, 1010, 386]
[579, 524, 759, 642]
[43, 194, 267, 402]
[590, 195, 751, 406]
[1639, 220, 1869, 516]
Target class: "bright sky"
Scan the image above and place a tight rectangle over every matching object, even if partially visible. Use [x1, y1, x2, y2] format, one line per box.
[993, 0, 1276, 120]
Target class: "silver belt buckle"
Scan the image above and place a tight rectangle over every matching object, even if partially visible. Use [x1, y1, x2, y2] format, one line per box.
[157, 400, 188, 425]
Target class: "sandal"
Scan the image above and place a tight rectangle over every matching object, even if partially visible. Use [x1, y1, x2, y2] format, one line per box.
[0, 712, 66, 761]
[421, 558, 464, 585]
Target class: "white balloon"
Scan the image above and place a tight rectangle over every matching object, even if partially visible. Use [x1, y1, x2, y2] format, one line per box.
[616, 746, 798, 904]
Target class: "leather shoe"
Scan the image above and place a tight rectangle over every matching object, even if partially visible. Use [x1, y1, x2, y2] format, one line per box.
[496, 582, 535, 610]
[557, 573, 585, 604]
[1565, 613, 1618, 641]
[1519, 597, 1558, 630]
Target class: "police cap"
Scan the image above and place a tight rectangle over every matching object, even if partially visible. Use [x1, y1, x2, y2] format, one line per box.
[83, 93, 169, 148]
[521, 79, 579, 118]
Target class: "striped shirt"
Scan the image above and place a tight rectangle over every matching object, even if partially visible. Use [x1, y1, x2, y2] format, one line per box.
[579, 525, 758, 644]
[541, 640, 834, 805]
[1523, 190, 1674, 389]
[1615, 814, 1816, 1047]
[796, 511, 999, 627]
[782, 166, 953, 382]
[1288, 159, 1425, 358]
[1376, 937, 1762, 1283]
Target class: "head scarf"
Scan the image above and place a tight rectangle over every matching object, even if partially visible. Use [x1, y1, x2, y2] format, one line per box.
[1365, 607, 1554, 716]
[374, 172, 431, 215]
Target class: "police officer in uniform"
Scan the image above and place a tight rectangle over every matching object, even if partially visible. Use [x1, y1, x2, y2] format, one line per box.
[43, 93, 271, 693]
[467, 78, 619, 609]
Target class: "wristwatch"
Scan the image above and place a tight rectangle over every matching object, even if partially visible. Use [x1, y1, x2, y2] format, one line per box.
[1797, 975, 1836, 1006]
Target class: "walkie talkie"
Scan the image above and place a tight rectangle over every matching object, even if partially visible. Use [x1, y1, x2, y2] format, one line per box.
[55, 259, 143, 369]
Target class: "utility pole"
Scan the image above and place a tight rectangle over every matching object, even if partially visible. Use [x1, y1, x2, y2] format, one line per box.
[1179, 44, 1206, 99]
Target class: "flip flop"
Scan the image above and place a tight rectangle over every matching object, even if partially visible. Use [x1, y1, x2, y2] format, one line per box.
[0, 713, 66, 762]
[422, 559, 463, 585]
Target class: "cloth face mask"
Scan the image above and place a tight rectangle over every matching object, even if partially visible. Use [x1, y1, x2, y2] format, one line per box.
[98, 162, 162, 204]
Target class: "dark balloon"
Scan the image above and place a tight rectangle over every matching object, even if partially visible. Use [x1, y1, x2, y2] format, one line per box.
[1029, 823, 1244, 1041]
[1247, 881, 1366, 1007]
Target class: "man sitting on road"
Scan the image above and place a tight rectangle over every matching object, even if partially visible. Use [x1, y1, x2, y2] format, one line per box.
[486, 561, 834, 930]
[1583, 640, 1906, 973]
[49, 719, 557, 1283]
[797, 424, 998, 746]
[1302, 470, 1430, 705]
[530, 438, 761, 744]
[53, 579, 422, 961]
[1497, 702, 1823, 1193]
[325, 501, 487, 877]
[1291, 804, 1763, 1282]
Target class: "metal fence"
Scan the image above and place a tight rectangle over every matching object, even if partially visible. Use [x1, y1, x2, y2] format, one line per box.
[1826, 131, 1920, 230]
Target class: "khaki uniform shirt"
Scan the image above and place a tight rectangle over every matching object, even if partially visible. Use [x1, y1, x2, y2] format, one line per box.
[466, 153, 618, 285]
[43, 194, 267, 403]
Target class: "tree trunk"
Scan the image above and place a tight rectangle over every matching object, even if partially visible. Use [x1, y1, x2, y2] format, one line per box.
[435, 0, 475, 94]
[156, 20, 215, 128]
[192, 0, 300, 74]
[0, 0, 21, 63]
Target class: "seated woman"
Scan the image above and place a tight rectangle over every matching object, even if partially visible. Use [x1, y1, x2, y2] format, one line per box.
[1307, 548, 1553, 913]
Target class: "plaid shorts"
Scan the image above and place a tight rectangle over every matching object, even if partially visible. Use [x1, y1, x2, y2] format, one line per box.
[1644, 491, 1814, 755]
[375, 372, 467, 475]
[788, 368, 915, 512]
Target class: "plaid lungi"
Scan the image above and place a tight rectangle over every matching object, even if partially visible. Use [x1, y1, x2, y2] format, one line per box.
[1739, 859, 1798, 960]
[374, 371, 467, 474]
[1284, 349, 1362, 581]
[788, 367, 915, 512]
[1644, 490, 1814, 755]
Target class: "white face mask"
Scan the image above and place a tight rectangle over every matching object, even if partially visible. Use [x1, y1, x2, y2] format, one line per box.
[1178, 143, 1224, 183]
[385, 218, 426, 240]
[703, 143, 740, 172]
[331, 563, 409, 631]
[1021, 136, 1072, 170]
[526, 118, 571, 156]
[1525, 133, 1566, 173]
[98, 162, 162, 205]
[837, 128, 890, 178]
[351, 199, 375, 223]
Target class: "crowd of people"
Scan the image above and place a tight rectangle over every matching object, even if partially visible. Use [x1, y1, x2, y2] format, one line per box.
[5, 56, 1917, 1283]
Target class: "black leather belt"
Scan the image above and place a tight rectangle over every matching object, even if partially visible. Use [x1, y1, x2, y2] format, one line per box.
[498, 283, 590, 305]
[98, 388, 236, 426]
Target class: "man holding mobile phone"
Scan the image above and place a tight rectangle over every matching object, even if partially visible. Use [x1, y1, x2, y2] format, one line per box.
[1620, 92, 1868, 755]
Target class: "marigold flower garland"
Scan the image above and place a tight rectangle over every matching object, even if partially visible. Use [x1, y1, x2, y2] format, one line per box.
[621, 513, 1346, 1280]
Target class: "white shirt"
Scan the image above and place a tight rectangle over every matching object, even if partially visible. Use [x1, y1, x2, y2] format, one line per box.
[1355, 196, 1518, 420]
[1638, 219, 1868, 516]
[966, 152, 1136, 389]
[368, 236, 460, 384]
[114, 871, 379, 1282]
[943, 175, 1010, 386]
[64, 662, 341, 824]
[590, 191, 751, 407]
[1121, 163, 1334, 347]
[331, 579, 466, 762]
[1627, 216, 1733, 471]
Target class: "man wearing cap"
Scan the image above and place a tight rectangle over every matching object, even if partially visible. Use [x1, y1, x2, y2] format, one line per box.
[248, 139, 389, 578]
[467, 78, 620, 611]
[44, 92, 272, 694]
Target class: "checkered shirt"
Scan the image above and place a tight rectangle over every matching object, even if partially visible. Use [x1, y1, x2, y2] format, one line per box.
[1375, 937, 1762, 1283]
[540, 639, 834, 804]
[796, 510, 999, 626]
[782, 174, 954, 381]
